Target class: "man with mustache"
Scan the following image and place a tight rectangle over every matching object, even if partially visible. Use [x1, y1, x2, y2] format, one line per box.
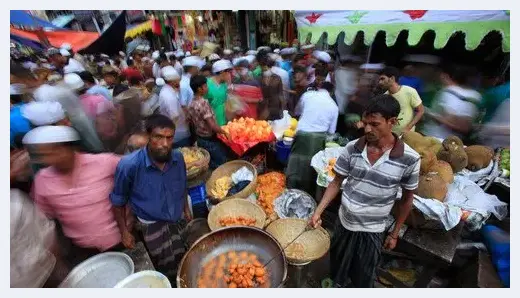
[110, 114, 191, 283]
[310, 94, 420, 288]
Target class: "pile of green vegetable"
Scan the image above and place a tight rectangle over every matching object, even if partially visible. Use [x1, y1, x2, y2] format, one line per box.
[500, 148, 510, 177]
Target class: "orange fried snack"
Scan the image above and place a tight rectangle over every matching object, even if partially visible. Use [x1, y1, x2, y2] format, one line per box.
[256, 172, 286, 215]
[218, 215, 257, 227]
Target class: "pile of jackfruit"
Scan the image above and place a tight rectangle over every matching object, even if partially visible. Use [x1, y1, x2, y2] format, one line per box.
[403, 132, 494, 202]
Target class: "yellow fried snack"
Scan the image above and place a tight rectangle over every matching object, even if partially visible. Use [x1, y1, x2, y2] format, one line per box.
[211, 176, 233, 199]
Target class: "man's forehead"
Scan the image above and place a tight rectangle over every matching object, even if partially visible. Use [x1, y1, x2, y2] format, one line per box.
[151, 127, 175, 135]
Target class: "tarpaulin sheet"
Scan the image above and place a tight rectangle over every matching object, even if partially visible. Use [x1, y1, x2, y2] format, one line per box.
[80, 11, 127, 55]
[10, 10, 58, 29]
[10, 27, 99, 52]
[217, 132, 275, 157]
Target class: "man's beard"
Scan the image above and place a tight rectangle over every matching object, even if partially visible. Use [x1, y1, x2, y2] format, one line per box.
[149, 148, 172, 163]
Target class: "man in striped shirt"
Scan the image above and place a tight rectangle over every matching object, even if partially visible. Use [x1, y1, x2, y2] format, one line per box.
[310, 95, 420, 287]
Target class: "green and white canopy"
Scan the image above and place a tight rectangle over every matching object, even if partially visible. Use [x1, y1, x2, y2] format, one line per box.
[295, 10, 510, 52]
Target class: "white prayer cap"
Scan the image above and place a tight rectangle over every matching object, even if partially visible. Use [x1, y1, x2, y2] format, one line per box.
[161, 66, 180, 81]
[313, 51, 331, 64]
[301, 44, 315, 50]
[10, 83, 26, 95]
[208, 53, 221, 61]
[64, 73, 85, 91]
[244, 55, 256, 65]
[257, 46, 271, 52]
[232, 57, 248, 67]
[144, 45, 151, 52]
[360, 63, 385, 70]
[268, 53, 282, 62]
[175, 50, 185, 58]
[274, 48, 280, 54]
[185, 51, 191, 57]
[100, 53, 110, 58]
[182, 56, 203, 68]
[152, 51, 160, 61]
[33, 84, 55, 102]
[119, 51, 126, 57]
[60, 49, 71, 57]
[155, 78, 165, 86]
[60, 43, 72, 50]
[212, 59, 233, 74]
[22, 125, 80, 145]
[280, 47, 296, 56]
[246, 50, 257, 56]
[223, 49, 233, 55]
[165, 51, 175, 58]
[136, 45, 146, 51]
[233, 46, 241, 52]
[21, 101, 66, 126]
[46, 47, 61, 57]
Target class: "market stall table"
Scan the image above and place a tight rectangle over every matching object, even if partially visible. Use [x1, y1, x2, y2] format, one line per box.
[377, 223, 463, 287]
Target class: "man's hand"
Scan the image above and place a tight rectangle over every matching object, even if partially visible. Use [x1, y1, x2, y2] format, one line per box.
[121, 230, 135, 249]
[383, 235, 398, 250]
[309, 212, 323, 228]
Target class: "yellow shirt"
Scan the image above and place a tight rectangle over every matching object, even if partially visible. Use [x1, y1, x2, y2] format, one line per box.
[386, 85, 422, 135]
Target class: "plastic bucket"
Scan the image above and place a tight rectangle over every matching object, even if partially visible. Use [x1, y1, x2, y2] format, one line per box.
[275, 141, 292, 165]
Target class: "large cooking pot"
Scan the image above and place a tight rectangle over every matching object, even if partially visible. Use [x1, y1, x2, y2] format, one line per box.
[177, 226, 287, 288]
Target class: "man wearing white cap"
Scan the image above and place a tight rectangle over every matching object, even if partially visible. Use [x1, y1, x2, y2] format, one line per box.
[180, 56, 203, 108]
[152, 52, 170, 79]
[159, 66, 191, 147]
[61, 43, 87, 68]
[21, 101, 69, 127]
[60, 49, 86, 74]
[64, 73, 106, 119]
[26, 126, 123, 264]
[10, 83, 31, 148]
[46, 48, 67, 75]
[223, 49, 233, 60]
[279, 48, 296, 73]
[206, 59, 233, 126]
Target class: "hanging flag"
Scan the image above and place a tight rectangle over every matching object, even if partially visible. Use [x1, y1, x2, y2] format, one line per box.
[152, 16, 162, 35]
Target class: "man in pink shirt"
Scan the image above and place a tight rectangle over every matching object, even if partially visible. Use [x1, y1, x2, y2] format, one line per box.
[25, 125, 122, 266]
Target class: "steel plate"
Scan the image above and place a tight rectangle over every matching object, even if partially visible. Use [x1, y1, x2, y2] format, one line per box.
[59, 252, 134, 288]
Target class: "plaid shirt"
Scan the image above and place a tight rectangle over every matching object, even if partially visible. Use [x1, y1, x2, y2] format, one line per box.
[187, 97, 216, 137]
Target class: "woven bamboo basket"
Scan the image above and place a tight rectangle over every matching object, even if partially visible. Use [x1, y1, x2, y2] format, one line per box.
[207, 199, 267, 231]
[181, 147, 210, 180]
[205, 160, 258, 201]
[265, 218, 330, 265]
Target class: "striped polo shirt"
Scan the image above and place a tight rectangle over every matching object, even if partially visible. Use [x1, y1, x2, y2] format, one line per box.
[334, 135, 420, 233]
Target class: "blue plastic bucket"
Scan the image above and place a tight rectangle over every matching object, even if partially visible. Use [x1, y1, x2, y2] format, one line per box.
[275, 141, 292, 165]
[188, 183, 209, 218]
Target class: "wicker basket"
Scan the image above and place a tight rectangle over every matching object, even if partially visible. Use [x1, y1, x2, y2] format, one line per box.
[265, 218, 330, 265]
[205, 160, 258, 201]
[181, 147, 210, 180]
[207, 199, 267, 231]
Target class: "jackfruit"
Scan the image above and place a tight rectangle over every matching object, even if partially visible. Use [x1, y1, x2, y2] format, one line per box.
[416, 172, 448, 202]
[416, 147, 437, 174]
[437, 143, 468, 173]
[424, 136, 442, 154]
[442, 135, 464, 148]
[465, 145, 494, 171]
[402, 131, 429, 151]
[428, 160, 454, 184]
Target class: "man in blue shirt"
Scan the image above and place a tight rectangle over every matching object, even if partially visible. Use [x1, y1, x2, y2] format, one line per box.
[110, 114, 191, 281]
[10, 84, 31, 148]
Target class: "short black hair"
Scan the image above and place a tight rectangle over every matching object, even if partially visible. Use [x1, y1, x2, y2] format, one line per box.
[363, 94, 401, 120]
[293, 53, 306, 62]
[128, 76, 142, 86]
[78, 71, 96, 84]
[314, 64, 329, 78]
[257, 51, 270, 67]
[190, 74, 207, 94]
[293, 65, 307, 74]
[145, 114, 176, 134]
[200, 65, 212, 74]
[321, 81, 334, 94]
[381, 66, 400, 81]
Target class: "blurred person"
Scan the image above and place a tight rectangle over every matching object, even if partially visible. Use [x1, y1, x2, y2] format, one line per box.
[270, 54, 291, 98]
[379, 66, 424, 136]
[60, 49, 86, 74]
[288, 65, 314, 117]
[110, 115, 191, 281]
[141, 78, 163, 117]
[206, 60, 233, 126]
[60, 43, 87, 69]
[159, 66, 191, 148]
[187, 75, 230, 169]
[46, 48, 67, 75]
[200, 65, 213, 78]
[103, 65, 128, 97]
[422, 64, 482, 143]
[64, 73, 106, 119]
[279, 47, 296, 73]
[286, 86, 338, 195]
[232, 58, 255, 85]
[257, 51, 285, 121]
[399, 65, 424, 96]
[478, 98, 509, 149]
[335, 55, 361, 135]
[152, 52, 170, 79]
[356, 63, 385, 103]
[26, 126, 123, 266]
[180, 56, 204, 108]
[309, 95, 420, 288]
[79, 71, 112, 101]
[10, 83, 32, 148]
[480, 69, 510, 124]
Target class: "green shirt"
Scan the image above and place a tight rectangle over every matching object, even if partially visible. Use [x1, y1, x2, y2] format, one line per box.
[205, 78, 228, 126]
[253, 66, 262, 79]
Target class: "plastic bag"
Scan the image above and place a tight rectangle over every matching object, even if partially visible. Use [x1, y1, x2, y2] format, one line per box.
[311, 147, 345, 187]
[274, 189, 317, 220]
[231, 166, 254, 184]
[270, 110, 292, 140]
[225, 94, 247, 120]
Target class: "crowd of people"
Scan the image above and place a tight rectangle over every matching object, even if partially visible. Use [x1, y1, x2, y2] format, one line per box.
[10, 39, 509, 288]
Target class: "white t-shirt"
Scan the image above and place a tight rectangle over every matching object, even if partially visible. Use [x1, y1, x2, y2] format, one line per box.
[422, 85, 482, 140]
[152, 62, 161, 79]
[174, 61, 183, 77]
[158, 84, 190, 141]
[179, 74, 194, 107]
[63, 58, 86, 74]
[296, 89, 339, 134]
[334, 67, 359, 114]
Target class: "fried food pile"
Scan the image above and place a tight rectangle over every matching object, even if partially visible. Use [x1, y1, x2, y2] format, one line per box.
[197, 251, 270, 288]
[180, 147, 205, 164]
[218, 216, 257, 227]
[256, 172, 286, 216]
[210, 176, 233, 199]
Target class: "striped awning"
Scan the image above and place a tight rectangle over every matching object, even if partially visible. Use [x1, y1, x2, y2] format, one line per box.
[125, 20, 152, 39]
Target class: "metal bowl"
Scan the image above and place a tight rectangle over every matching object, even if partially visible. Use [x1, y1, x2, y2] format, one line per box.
[59, 252, 134, 288]
[177, 226, 287, 288]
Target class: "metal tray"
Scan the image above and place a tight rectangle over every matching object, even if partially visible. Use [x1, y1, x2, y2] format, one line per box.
[59, 252, 135, 288]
